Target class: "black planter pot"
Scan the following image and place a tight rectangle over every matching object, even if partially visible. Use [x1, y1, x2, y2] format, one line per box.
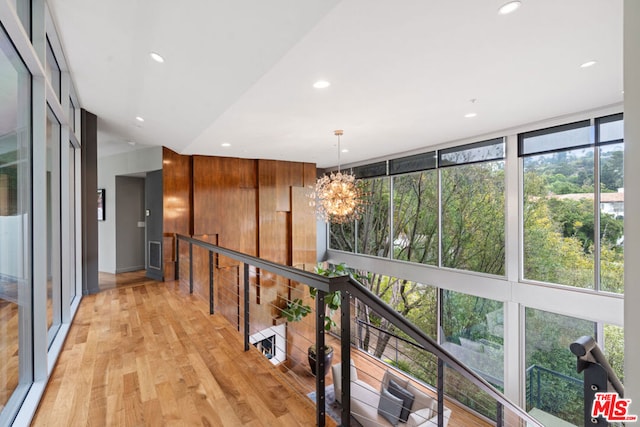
[308, 346, 334, 376]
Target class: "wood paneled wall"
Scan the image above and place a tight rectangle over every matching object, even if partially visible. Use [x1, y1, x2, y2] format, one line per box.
[162, 147, 192, 279]
[162, 150, 317, 357]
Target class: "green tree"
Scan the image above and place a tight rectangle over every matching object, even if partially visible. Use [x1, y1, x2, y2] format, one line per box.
[393, 171, 438, 265]
[441, 163, 505, 275]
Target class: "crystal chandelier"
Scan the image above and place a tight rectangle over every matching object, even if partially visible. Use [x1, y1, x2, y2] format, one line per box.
[312, 130, 366, 224]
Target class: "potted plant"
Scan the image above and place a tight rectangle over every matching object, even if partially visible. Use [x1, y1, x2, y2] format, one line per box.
[280, 263, 348, 375]
[308, 344, 334, 376]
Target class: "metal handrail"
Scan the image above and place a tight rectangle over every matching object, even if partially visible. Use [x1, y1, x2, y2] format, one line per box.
[174, 233, 544, 427]
[175, 234, 347, 292]
[570, 335, 625, 426]
[340, 276, 544, 427]
[525, 364, 583, 386]
[570, 335, 624, 395]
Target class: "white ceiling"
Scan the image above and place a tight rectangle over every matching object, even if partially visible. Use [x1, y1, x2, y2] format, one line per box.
[48, 0, 623, 168]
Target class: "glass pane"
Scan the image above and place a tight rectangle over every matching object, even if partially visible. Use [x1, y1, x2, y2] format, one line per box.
[439, 138, 504, 166]
[68, 143, 76, 303]
[11, 1, 30, 36]
[442, 290, 504, 419]
[45, 38, 61, 100]
[525, 308, 595, 426]
[357, 177, 390, 256]
[520, 121, 592, 156]
[441, 162, 505, 275]
[523, 148, 595, 288]
[329, 221, 355, 252]
[393, 171, 438, 265]
[353, 161, 387, 179]
[46, 107, 61, 342]
[598, 116, 624, 143]
[69, 97, 76, 132]
[0, 25, 31, 414]
[599, 144, 624, 293]
[353, 271, 439, 384]
[603, 324, 624, 382]
[389, 151, 436, 175]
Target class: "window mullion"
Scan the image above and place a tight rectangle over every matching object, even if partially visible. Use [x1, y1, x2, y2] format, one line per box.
[594, 127, 602, 292]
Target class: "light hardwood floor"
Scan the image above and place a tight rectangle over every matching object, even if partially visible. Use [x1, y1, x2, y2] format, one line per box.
[0, 298, 18, 411]
[33, 272, 327, 426]
[32, 271, 492, 427]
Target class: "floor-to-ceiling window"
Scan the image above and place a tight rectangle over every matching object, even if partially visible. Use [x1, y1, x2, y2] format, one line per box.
[0, 22, 32, 422]
[68, 142, 76, 304]
[392, 152, 438, 266]
[0, 2, 82, 423]
[520, 117, 624, 294]
[327, 111, 624, 426]
[525, 309, 595, 426]
[440, 139, 505, 275]
[46, 107, 61, 344]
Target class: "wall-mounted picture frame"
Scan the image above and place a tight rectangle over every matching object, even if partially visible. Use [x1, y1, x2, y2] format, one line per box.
[97, 188, 105, 221]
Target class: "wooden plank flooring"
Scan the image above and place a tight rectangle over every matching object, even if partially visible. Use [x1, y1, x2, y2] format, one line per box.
[33, 270, 493, 426]
[0, 298, 18, 412]
[33, 271, 326, 426]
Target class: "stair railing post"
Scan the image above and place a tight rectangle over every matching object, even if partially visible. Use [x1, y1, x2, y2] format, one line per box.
[316, 290, 326, 427]
[189, 241, 193, 294]
[581, 363, 608, 426]
[528, 368, 532, 408]
[209, 251, 214, 314]
[496, 402, 503, 427]
[536, 369, 541, 409]
[175, 236, 180, 280]
[437, 358, 444, 427]
[243, 263, 250, 352]
[340, 290, 351, 427]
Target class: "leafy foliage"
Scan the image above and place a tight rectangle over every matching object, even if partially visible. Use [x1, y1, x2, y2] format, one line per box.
[282, 263, 346, 330]
[281, 298, 311, 322]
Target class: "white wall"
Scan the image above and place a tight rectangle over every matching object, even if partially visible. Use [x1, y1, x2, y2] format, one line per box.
[624, 0, 640, 406]
[0, 215, 26, 279]
[97, 146, 162, 273]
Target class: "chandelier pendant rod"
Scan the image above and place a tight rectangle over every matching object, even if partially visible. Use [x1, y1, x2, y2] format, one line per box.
[335, 129, 343, 173]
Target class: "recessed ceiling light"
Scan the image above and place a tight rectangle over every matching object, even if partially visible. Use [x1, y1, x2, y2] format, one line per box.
[150, 52, 165, 63]
[313, 80, 331, 89]
[127, 141, 136, 146]
[464, 113, 477, 118]
[498, 1, 521, 15]
[341, 149, 349, 153]
[135, 116, 144, 122]
[221, 142, 231, 147]
[580, 60, 597, 68]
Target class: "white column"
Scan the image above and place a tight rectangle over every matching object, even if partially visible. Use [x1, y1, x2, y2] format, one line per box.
[623, 0, 640, 405]
[503, 134, 522, 405]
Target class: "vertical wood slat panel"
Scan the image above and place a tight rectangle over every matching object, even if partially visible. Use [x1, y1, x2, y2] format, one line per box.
[162, 147, 192, 279]
[193, 156, 258, 267]
[258, 160, 288, 265]
[276, 161, 303, 212]
[291, 187, 316, 267]
[302, 162, 317, 188]
[163, 153, 317, 341]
